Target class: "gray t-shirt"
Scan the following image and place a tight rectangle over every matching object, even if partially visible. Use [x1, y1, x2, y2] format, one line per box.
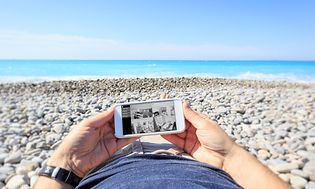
[76, 154, 242, 189]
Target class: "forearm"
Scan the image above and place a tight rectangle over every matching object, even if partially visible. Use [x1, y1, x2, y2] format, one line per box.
[33, 154, 79, 189]
[223, 144, 291, 189]
[34, 176, 73, 189]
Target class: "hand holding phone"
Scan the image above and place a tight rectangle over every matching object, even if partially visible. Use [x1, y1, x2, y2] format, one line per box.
[114, 99, 185, 138]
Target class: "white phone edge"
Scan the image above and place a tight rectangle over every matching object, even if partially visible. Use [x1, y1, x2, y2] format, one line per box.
[114, 98, 185, 138]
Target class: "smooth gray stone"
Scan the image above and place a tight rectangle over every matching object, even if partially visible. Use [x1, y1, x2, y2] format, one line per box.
[305, 137, 315, 146]
[20, 159, 39, 171]
[291, 169, 309, 179]
[5, 174, 29, 189]
[31, 157, 43, 165]
[52, 123, 64, 133]
[0, 166, 14, 182]
[45, 133, 61, 144]
[0, 181, 5, 188]
[305, 182, 315, 189]
[30, 175, 38, 188]
[216, 107, 228, 114]
[76, 108, 86, 114]
[290, 175, 307, 188]
[297, 150, 315, 160]
[0, 166, 14, 174]
[303, 160, 315, 177]
[0, 148, 8, 153]
[0, 174, 6, 182]
[20, 184, 30, 189]
[233, 117, 242, 125]
[0, 153, 8, 164]
[16, 166, 28, 175]
[4, 152, 22, 164]
[270, 162, 299, 173]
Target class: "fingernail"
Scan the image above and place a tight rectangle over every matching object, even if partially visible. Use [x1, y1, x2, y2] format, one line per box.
[109, 105, 115, 111]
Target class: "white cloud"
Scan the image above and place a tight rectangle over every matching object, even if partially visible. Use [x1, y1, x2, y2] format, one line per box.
[0, 30, 312, 60]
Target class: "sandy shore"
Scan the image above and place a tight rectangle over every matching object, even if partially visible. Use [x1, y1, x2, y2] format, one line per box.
[0, 77, 314, 188]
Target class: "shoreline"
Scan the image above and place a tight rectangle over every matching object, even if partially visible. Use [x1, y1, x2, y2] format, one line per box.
[1, 74, 315, 85]
[1, 77, 314, 94]
[0, 77, 314, 188]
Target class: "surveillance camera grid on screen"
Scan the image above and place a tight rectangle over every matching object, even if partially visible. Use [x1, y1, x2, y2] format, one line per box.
[121, 101, 177, 135]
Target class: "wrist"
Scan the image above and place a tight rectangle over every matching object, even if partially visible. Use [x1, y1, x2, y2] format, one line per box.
[222, 143, 243, 172]
[37, 163, 82, 188]
[34, 175, 74, 189]
[48, 153, 84, 178]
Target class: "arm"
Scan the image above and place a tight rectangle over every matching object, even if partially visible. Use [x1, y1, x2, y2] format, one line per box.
[224, 143, 290, 188]
[34, 176, 73, 189]
[34, 106, 138, 189]
[162, 102, 291, 189]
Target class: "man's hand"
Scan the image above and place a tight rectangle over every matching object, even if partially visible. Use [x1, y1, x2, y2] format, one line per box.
[162, 96, 291, 189]
[162, 102, 235, 168]
[48, 106, 138, 177]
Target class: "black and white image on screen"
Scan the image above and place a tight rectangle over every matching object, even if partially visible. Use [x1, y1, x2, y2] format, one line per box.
[122, 101, 177, 134]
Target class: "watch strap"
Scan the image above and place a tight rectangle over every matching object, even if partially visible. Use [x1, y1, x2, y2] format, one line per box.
[39, 165, 82, 188]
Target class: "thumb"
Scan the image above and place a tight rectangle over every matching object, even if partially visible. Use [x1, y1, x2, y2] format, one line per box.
[82, 106, 115, 128]
[183, 102, 207, 129]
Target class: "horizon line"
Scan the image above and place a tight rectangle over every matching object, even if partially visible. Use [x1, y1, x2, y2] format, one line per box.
[0, 59, 315, 62]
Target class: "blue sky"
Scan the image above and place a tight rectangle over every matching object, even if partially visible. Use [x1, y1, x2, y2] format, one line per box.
[0, 0, 314, 60]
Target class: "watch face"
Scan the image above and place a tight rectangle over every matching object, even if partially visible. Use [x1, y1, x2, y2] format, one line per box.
[44, 166, 54, 173]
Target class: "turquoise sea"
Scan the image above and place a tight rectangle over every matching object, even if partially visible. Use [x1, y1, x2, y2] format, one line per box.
[0, 60, 314, 83]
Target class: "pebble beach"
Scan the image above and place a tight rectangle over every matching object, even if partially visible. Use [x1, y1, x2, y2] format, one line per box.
[0, 77, 315, 189]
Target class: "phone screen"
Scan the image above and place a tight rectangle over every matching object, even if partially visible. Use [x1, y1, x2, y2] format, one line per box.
[121, 101, 177, 135]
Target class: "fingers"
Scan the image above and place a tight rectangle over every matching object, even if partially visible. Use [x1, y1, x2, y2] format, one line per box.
[160, 93, 170, 99]
[81, 106, 115, 128]
[160, 93, 166, 99]
[182, 102, 207, 129]
[161, 134, 184, 149]
[197, 112, 210, 120]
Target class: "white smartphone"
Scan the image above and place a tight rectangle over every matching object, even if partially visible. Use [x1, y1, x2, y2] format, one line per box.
[114, 98, 185, 138]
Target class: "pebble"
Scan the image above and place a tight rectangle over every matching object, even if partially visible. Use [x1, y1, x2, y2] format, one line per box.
[233, 117, 242, 125]
[0, 166, 15, 176]
[20, 184, 30, 189]
[257, 149, 270, 160]
[16, 166, 29, 175]
[30, 175, 38, 188]
[279, 174, 290, 182]
[19, 160, 39, 172]
[291, 169, 309, 179]
[290, 175, 307, 188]
[45, 133, 61, 145]
[31, 157, 43, 165]
[0, 181, 4, 188]
[303, 160, 315, 177]
[52, 123, 65, 134]
[297, 150, 315, 160]
[4, 152, 22, 164]
[305, 182, 315, 189]
[271, 162, 299, 173]
[0, 153, 8, 164]
[5, 175, 28, 189]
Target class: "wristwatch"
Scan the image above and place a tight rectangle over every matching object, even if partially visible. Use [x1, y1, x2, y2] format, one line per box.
[38, 165, 82, 188]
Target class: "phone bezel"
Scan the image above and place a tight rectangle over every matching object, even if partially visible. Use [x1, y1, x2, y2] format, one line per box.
[114, 98, 185, 138]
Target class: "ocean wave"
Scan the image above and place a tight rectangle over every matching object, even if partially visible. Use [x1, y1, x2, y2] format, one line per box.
[0, 72, 314, 84]
[234, 71, 315, 84]
[144, 64, 157, 67]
